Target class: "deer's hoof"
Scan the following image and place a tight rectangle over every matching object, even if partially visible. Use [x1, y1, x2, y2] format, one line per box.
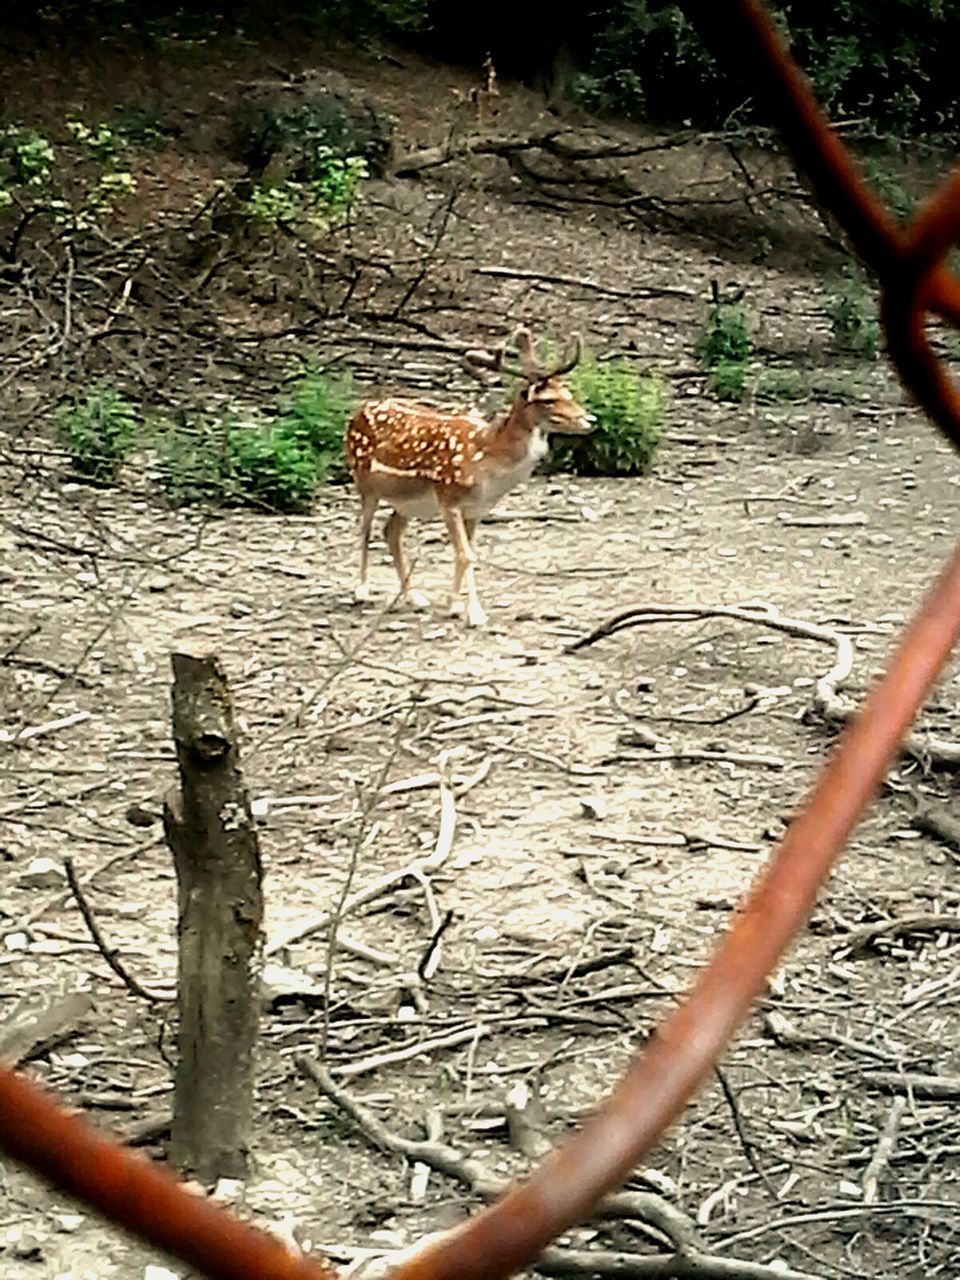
[406, 589, 430, 611]
[354, 583, 371, 603]
[464, 604, 488, 629]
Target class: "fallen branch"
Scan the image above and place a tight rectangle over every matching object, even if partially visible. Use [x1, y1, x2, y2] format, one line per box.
[392, 129, 565, 177]
[837, 912, 960, 956]
[0, 991, 93, 1067]
[568, 600, 960, 768]
[862, 1071, 960, 1099]
[2, 709, 92, 744]
[266, 751, 458, 957]
[297, 1057, 693, 1249]
[910, 805, 960, 852]
[300, 1061, 820, 1280]
[332, 1025, 489, 1081]
[473, 265, 695, 302]
[776, 512, 867, 528]
[63, 858, 168, 1003]
[861, 1096, 906, 1204]
[608, 742, 784, 769]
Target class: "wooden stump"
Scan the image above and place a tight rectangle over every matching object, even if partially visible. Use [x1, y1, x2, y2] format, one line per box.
[163, 650, 263, 1182]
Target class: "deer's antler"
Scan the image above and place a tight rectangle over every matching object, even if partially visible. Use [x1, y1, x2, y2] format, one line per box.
[514, 326, 539, 377]
[511, 328, 582, 381]
[463, 344, 505, 373]
[541, 332, 582, 380]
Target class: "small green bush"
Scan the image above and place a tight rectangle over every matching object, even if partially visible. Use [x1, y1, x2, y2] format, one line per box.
[113, 108, 173, 149]
[154, 370, 354, 512]
[826, 266, 880, 359]
[698, 301, 751, 367]
[547, 355, 665, 476]
[277, 370, 354, 483]
[707, 359, 749, 403]
[862, 158, 915, 224]
[244, 150, 367, 231]
[753, 367, 809, 404]
[697, 300, 752, 403]
[0, 120, 136, 237]
[155, 418, 230, 507]
[223, 419, 323, 513]
[56, 384, 137, 481]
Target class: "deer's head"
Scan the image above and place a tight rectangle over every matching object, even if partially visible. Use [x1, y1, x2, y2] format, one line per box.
[513, 328, 594, 436]
[463, 329, 595, 436]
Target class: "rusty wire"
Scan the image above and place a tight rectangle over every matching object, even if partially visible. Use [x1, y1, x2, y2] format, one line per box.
[4, 2, 960, 1277]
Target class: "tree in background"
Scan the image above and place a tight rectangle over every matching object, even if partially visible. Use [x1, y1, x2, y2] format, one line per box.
[9, 1, 960, 137]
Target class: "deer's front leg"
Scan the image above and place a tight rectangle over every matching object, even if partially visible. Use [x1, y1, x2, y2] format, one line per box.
[443, 507, 486, 628]
[385, 510, 429, 610]
[450, 517, 479, 616]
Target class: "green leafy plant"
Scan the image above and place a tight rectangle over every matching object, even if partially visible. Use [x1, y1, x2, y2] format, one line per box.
[0, 119, 136, 237]
[698, 300, 751, 367]
[113, 108, 171, 148]
[753, 367, 809, 404]
[318, 0, 430, 43]
[222, 419, 324, 513]
[547, 355, 665, 476]
[697, 298, 752, 402]
[707, 359, 749, 402]
[244, 150, 367, 230]
[308, 147, 368, 215]
[244, 182, 304, 226]
[56, 384, 137, 481]
[154, 371, 353, 512]
[276, 369, 354, 482]
[862, 158, 916, 223]
[154, 417, 230, 507]
[575, 1, 960, 136]
[827, 265, 880, 359]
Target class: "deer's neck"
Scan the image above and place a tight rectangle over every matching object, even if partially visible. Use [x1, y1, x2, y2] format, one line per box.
[467, 401, 546, 476]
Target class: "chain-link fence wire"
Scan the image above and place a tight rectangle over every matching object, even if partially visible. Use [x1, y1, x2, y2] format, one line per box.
[5, 1, 960, 1277]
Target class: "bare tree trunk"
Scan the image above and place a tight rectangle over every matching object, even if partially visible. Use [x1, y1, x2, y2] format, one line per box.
[537, 40, 579, 112]
[163, 649, 263, 1183]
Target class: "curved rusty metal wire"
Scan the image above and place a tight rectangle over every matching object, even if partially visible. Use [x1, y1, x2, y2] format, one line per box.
[0, 1065, 338, 1280]
[4, 3, 960, 1278]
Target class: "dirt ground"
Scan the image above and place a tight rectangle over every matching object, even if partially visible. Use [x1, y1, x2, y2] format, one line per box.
[3, 20, 960, 1280]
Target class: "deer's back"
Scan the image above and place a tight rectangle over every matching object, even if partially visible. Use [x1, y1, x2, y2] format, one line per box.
[345, 398, 488, 488]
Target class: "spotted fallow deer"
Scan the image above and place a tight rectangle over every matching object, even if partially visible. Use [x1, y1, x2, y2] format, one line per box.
[344, 328, 594, 627]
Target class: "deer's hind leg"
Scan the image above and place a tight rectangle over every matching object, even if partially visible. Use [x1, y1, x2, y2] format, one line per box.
[355, 490, 380, 601]
[385, 510, 430, 610]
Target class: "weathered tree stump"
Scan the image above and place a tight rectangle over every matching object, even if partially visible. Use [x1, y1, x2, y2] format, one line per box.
[163, 650, 263, 1183]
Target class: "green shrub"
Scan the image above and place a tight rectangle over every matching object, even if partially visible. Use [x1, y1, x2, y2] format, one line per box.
[0, 120, 136, 237]
[753, 367, 809, 403]
[277, 370, 354, 483]
[112, 108, 174, 149]
[155, 417, 230, 507]
[697, 299, 752, 403]
[698, 300, 751, 368]
[826, 265, 880, 359]
[244, 151, 368, 231]
[753, 366, 870, 407]
[547, 355, 665, 476]
[572, 2, 960, 136]
[56, 384, 137, 481]
[707, 358, 749, 403]
[862, 158, 916, 223]
[222, 421, 322, 513]
[154, 371, 353, 513]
